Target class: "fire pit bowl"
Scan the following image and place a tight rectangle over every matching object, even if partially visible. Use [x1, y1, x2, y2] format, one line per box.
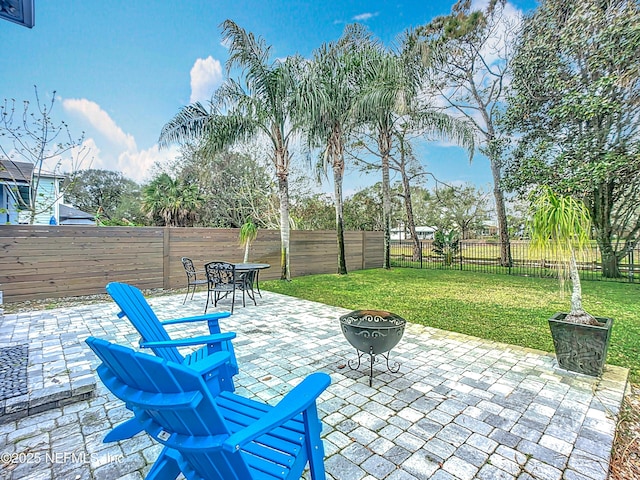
[339, 310, 406, 385]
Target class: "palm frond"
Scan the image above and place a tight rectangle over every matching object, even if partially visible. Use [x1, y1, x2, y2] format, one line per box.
[410, 110, 476, 160]
[158, 102, 213, 148]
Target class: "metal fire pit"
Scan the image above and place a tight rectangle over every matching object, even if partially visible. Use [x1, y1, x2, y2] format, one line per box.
[339, 310, 406, 386]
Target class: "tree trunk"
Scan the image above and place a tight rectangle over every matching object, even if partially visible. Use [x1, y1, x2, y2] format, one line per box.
[566, 251, 601, 326]
[379, 130, 392, 270]
[400, 165, 421, 262]
[592, 184, 621, 278]
[273, 125, 291, 281]
[333, 151, 348, 275]
[569, 252, 583, 314]
[489, 155, 512, 267]
[278, 174, 291, 280]
[599, 239, 621, 279]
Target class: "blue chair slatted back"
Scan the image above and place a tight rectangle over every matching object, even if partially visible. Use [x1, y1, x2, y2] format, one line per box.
[87, 337, 254, 480]
[106, 282, 186, 363]
[86, 336, 331, 480]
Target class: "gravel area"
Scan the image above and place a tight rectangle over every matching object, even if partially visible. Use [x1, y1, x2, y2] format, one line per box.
[1, 288, 184, 314]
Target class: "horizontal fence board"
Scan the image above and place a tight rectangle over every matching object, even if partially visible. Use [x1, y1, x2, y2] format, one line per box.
[0, 226, 383, 302]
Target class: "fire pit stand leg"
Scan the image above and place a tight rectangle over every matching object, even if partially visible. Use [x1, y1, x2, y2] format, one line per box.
[347, 350, 364, 371]
[369, 346, 374, 387]
[347, 346, 402, 387]
[382, 352, 401, 374]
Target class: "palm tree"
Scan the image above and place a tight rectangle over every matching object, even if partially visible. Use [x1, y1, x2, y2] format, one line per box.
[528, 187, 600, 325]
[297, 32, 364, 275]
[160, 20, 304, 280]
[141, 173, 202, 227]
[239, 219, 258, 263]
[352, 29, 474, 269]
[351, 41, 412, 269]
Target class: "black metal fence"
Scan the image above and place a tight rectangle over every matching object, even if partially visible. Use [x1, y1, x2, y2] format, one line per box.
[390, 240, 638, 283]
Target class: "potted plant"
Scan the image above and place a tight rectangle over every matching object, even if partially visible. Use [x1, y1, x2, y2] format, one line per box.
[528, 187, 613, 376]
[239, 219, 258, 263]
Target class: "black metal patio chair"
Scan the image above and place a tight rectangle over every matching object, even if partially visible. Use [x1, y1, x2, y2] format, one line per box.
[181, 257, 208, 304]
[205, 261, 252, 314]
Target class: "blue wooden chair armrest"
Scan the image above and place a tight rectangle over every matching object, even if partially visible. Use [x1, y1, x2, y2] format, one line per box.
[222, 372, 331, 453]
[189, 351, 236, 378]
[140, 332, 236, 349]
[161, 311, 231, 326]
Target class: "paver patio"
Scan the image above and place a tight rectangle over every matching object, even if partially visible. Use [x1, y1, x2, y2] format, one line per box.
[0, 290, 628, 479]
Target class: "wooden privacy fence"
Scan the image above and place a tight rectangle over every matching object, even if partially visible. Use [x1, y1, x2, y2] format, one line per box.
[0, 226, 383, 303]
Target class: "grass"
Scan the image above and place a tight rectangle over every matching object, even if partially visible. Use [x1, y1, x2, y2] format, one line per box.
[261, 268, 640, 382]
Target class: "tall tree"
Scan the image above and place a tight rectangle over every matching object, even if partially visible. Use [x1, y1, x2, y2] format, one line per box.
[0, 87, 88, 224]
[160, 20, 304, 280]
[504, 0, 640, 278]
[342, 183, 399, 232]
[413, 0, 518, 266]
[352, 28, 475, 269]
[176, 144, 278, 229]
[290, 193, 336, 230]
[64, 169, 140, 219]
[426, 184, 492, 239]
[350, 32, 475, 263]
[298, 31, 363, 274]
[389, 112, 474, 260]
[352, 35, 420, 269]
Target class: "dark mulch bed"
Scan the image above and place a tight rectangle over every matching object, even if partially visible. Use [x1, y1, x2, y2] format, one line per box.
[610, 384, 640, 479]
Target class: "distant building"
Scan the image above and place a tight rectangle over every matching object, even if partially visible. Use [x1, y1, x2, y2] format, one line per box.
[478, 223, 499, 237]
[0, 160, 32, 224]
[0, 160, 94, 225]
[58, 204, 96, 225]
[391, 225, 437, 241]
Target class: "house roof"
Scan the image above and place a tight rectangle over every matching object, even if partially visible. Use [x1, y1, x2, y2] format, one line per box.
[59, 204, 95, 221]
[0, 160, 34, 184]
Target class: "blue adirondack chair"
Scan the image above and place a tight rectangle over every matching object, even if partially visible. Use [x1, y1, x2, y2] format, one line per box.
[104, 282, 239, 442]
[86, 336, 331, 480]
[106, 282, 238, 379]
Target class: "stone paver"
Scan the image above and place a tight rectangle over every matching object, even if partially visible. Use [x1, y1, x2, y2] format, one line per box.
[0, 290, 628, 479]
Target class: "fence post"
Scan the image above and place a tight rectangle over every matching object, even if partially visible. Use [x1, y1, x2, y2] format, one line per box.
[163, 227, 170, 289]
[362, 231, 366, 271]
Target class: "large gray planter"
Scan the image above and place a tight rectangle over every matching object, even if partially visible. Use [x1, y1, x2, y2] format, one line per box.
[548, 312, 613, 377]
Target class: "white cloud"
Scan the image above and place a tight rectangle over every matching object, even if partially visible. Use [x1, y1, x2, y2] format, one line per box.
[190, 56, 224, 104]
[60, 97, 181, 183]
[62, 98, 137, 153]
[117, 144, 180, 183]
[353, 12, 378, 21]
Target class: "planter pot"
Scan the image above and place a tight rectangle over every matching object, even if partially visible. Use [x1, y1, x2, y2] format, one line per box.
[548, 312, 613, 377]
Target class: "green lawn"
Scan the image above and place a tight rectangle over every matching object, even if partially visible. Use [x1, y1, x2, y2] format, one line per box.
[261, 268, 640, 382]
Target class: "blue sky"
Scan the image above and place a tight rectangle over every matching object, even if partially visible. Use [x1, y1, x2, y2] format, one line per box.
[1, 0, 537, 196]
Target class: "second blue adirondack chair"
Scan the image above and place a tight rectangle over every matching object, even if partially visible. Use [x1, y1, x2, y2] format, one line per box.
[86, 336, 331, 480]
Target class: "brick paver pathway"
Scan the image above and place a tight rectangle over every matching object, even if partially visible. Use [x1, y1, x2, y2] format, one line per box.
[0, 291, 628, 479]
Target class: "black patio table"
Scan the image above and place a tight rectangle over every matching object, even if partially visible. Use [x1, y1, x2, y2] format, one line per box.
[233, 263, 270, 300]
